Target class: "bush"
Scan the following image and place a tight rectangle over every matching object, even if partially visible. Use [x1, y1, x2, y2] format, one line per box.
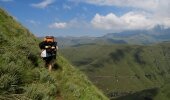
[25, 83, 57, 100]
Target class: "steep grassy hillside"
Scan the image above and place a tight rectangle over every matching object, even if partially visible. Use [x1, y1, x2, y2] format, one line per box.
[61, 42, 170, 99]
[0, 8, 108, 100]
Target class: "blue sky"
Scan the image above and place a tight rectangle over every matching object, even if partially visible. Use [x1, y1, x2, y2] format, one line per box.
[0, 0, 170, 37]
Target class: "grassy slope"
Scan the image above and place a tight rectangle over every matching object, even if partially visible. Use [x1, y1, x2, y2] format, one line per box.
[61, 42, 170, 99]
[56, 57, 108, 100]
[0, 8, 108, 100]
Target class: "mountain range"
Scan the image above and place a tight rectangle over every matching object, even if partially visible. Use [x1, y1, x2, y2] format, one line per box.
[58, 26, 170, 47]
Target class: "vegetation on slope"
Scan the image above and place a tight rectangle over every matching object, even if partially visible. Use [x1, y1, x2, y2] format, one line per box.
[56, 57, 108, 100]
[61, 42, 170, 99]
[0, 8, 108, 100]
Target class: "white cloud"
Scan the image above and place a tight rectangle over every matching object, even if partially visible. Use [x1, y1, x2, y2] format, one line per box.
[70, 0, 170, 31]
[31, 0, 55, 9]
[91, 11, 170, 31]
[48, 18, 90, 29]
[0, 0, 13, 2]
[71, 0, 170, 30]
[49, 22, 67, 29]
[71, 0, 165, 11]
[91, 13, 124, 30]
[73, 0, 170, 16]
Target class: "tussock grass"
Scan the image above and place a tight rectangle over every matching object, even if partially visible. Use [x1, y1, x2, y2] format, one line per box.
[0, 8, 108, 100]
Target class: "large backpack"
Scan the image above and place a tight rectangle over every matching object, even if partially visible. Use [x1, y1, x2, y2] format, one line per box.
[40, 36, 56, 58]
[45, 36, 55, 42]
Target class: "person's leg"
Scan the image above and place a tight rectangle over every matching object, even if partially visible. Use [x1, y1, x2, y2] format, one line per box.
[48, 64, 52, 72]
[43, 58, 48, 68]
[54, 51, 57, 59]
[47, 57, 53, 72]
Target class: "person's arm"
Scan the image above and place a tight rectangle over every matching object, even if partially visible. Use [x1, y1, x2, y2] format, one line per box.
[56, 46, 58, 50]
[55, 42, 58, 50]
[51, 42, 58, 50]
[39, 42, 45, 49]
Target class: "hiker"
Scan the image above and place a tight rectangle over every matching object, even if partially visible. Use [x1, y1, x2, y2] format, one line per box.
[39, 36, 58, 71]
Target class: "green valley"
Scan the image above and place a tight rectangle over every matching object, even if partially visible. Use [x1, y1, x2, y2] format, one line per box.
[61, 42, 170, 99]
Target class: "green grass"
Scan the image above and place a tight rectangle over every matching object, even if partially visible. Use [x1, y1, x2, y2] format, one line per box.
[54, 56, 108, 100]
[61, 42, 170, 99]
[0, 8, 108, 100]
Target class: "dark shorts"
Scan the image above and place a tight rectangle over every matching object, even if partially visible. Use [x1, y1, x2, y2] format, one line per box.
[43, 55, 56, 65]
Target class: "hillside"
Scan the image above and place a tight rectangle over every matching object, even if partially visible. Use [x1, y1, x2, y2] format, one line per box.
[0, 8, 108, 100]
[61, 42, 170, 99]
